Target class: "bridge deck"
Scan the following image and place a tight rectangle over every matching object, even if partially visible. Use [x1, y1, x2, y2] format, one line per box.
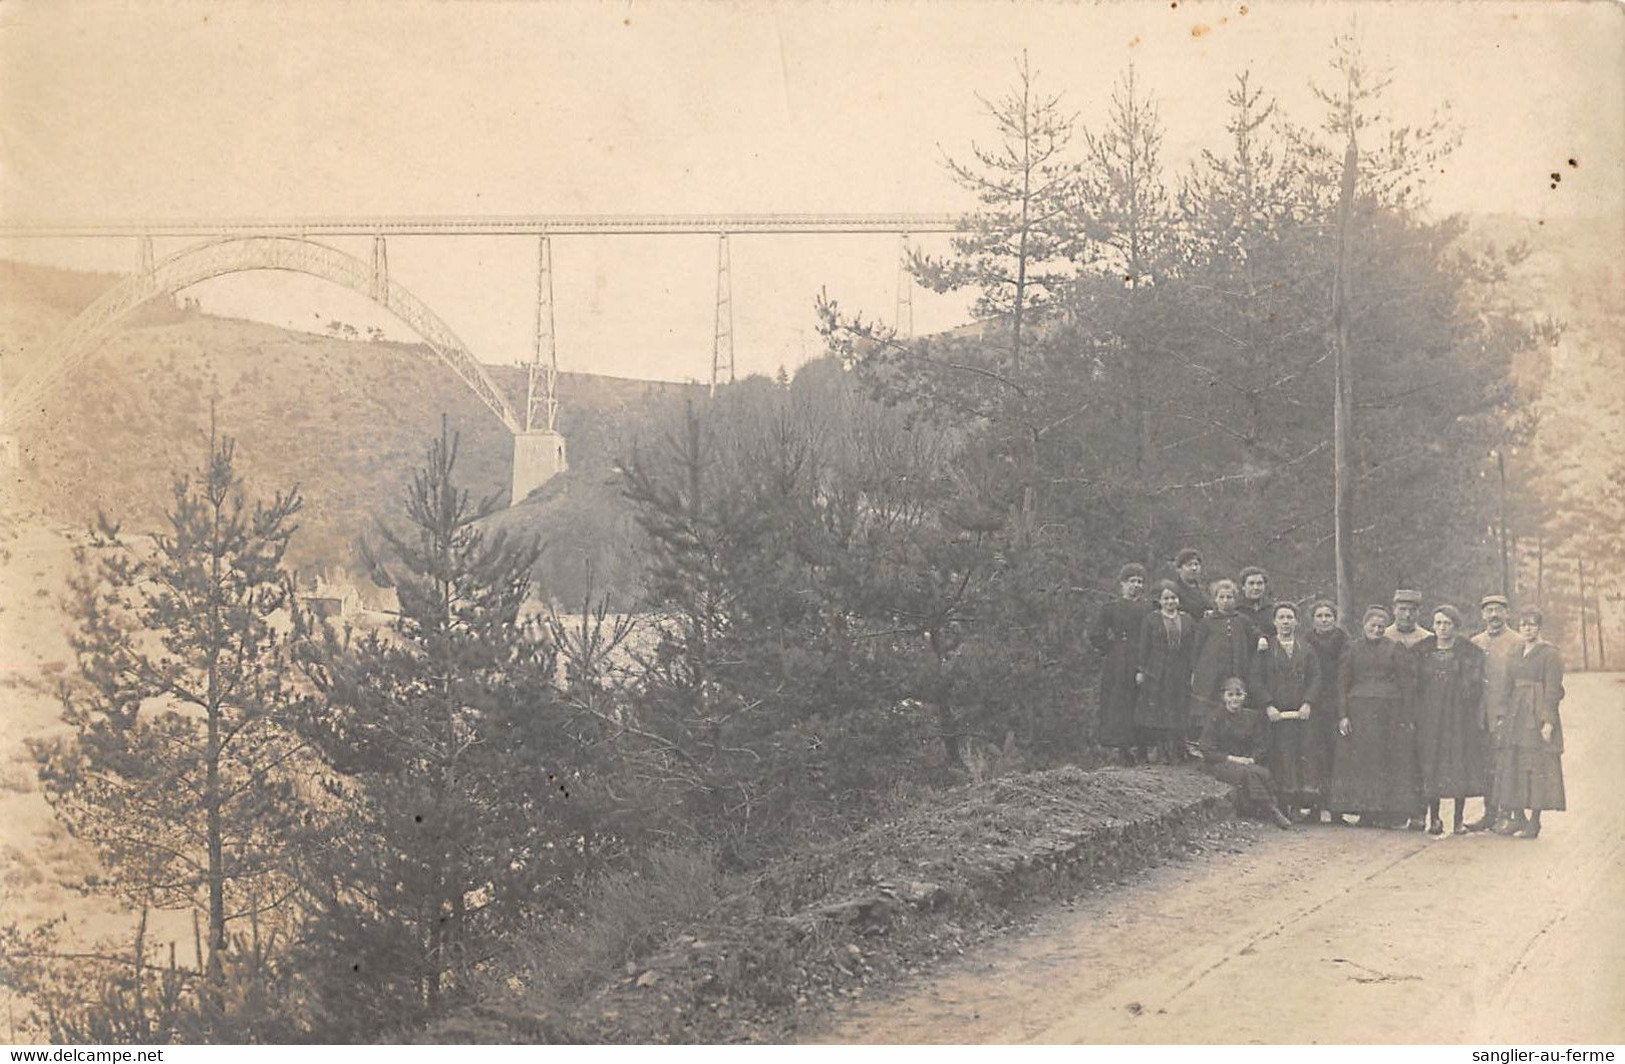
[0, 213, 961, 237]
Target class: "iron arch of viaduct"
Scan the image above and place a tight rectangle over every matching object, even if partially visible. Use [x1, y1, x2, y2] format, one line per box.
[3, 235, 522, 432]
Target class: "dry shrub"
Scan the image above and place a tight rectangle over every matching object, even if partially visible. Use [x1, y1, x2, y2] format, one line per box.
[502, 848, 730, 1008]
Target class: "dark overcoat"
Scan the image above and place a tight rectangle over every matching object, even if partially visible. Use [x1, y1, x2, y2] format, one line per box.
[1237, 599, 1275, 643]
[1306, 626, 1350, 773]
[1174, 578, 1212, 623]
[1328, 636, 1421, 817]
[1414, 636, 1490, 799]
[1135, 609, 1194, 733]
[1254, 637, 1325, 800]
[1089, 596, 1149, 748]
[1190, 612, 1257, 727]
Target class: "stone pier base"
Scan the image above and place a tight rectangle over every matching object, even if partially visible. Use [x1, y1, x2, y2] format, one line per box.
[511, 430, 567, 504]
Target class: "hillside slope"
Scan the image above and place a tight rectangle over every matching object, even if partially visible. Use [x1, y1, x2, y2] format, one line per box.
[0, 260, 700, 593]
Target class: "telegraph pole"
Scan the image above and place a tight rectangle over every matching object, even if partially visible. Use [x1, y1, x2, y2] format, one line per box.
[1578, 557, 1591, 671]
[1536, 534, 1544, 608]
[1330, 124, 1359, 622]
[1495, 449, 1510, 597]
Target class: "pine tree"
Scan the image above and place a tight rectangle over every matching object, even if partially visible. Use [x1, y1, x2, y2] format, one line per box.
[32, 431, 307, 1022]
[295, 421, 569, 1033]
[910, 51, 1084, 373]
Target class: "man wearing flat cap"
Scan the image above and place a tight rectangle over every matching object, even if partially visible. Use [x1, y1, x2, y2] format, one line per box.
[1467, 593, 1518, 831]
[1384, 588, 1433, 649]
[1381, 588, 1433, 829]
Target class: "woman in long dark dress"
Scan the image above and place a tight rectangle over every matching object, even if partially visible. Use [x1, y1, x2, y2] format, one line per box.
[1305, 599, 1350, 823]
[1254, 603, 1324, 819]
[1190, 579, 1258, 752]
[1414, 605, 1490, 834]
[1329, 605, 1422, 827]
[1089, 563, 1150, 764]
[1134, 580, 1195, 764]
[1493, 608, 1567, 839]
[1200, 676, 1292, 829]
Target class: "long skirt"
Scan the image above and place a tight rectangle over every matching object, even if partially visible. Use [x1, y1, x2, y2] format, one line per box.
[1312, 690, 1341, 782]
[1136, 724, 1181, 746]
[1417, 709, 1489, 800]
[1206, 761, 1276, 807]
[1328, 694, 1421, 817]
[1494, 744, 1566, 811]
[1096, 644, 1139, 749]
[1268, 718, 1324, 803]
[1188, 697, 1217, 743]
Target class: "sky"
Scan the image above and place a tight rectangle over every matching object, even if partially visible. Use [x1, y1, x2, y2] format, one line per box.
[2, 0, 1622, 382]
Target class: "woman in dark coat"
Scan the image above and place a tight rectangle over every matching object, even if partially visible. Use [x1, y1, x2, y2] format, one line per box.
[1236, 566, 1275, 643]
[1171, 548, 1211, 621]
[1254, 603, 1324, 819]
[1328, 605, 1422, 827]
[1493, 608, 1566, 839]
[1200, 675, 1292, 828]
[1089, 563, 1150, 764]
[1414, 605, 1490, 834]
[1190, 579, 1258, 747]
[1134, 580, 1195, 764]
[1305, 599, 1350, 822]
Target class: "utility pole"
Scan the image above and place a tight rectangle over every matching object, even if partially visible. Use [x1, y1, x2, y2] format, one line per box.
[895, 232, 915, 339]
[1598, 595, 1608, 670]
[1536, 534, 1544, 609]
[1495, 450, 1510, 598]
[1578, 557, 1591, 671]
[1330, 118, 1359, 622]
[1590, 527, 1607, 670]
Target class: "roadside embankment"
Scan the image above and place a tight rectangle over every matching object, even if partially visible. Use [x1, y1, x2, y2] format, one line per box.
[435, 764, 1234, 1044]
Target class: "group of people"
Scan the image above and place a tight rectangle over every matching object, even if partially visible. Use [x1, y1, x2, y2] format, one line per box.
[1088, 548, 1568, 837]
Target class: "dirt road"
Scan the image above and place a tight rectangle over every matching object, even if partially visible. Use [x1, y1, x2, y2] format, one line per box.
[822, 672, 1625, 1044]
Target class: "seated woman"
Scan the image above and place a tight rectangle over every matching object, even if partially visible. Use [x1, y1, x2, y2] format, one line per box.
[1493, 608, 1567, 839]
[1200, 675, 1292, 829]
[1328, 605, 1422, 828]
[1415, 605, 1490, 835]
[1255, 603, 1324, 821]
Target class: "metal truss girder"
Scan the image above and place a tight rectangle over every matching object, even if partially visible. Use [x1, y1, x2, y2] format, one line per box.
[4, 235, 521, 432]
[0, 212, 962, 237]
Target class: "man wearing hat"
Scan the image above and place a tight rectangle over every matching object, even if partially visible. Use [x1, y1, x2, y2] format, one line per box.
[1468, 593, 1518, 831]
[1384, 588, 1434, 649]
[1172, 548, 1210, 621]
[1384, 588, 1432, 829]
